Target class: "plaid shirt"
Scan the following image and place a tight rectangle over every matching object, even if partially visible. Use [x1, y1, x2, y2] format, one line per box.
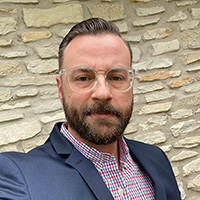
[60, 123, 155, 200]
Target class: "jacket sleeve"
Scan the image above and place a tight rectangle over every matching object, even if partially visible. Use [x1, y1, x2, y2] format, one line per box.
[0, 153, 31, 200]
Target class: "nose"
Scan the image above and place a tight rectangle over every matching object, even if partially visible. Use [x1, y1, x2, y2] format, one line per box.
[91, 75, 113, 102]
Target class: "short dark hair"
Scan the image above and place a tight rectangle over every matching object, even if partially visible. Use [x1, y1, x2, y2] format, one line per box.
[58, 18, 132, 70]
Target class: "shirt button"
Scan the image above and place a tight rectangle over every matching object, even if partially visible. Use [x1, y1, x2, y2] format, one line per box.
[118, 188, 124, 195]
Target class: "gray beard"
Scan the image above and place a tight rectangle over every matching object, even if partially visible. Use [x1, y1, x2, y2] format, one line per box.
[62, 96, 133, 145]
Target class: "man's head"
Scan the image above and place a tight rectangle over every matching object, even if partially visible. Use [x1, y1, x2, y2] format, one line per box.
[56, 18, 133, 146]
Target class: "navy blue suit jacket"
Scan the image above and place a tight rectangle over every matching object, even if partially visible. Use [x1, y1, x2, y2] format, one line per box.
[0, 122, 181, 200]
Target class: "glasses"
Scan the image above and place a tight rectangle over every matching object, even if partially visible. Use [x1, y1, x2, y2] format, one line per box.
[59, 66, 134, 92]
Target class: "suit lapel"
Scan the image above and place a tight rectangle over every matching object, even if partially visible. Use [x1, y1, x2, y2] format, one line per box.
[49, 123, 114, 200]
[65, 147, 114, 200]
[126, 139, 167, 200]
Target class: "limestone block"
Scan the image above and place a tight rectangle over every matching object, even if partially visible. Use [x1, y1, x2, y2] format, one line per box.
[174, 136, 200, 148]
[190, 8, 200, 19]
[27, 59, 58, 74]
[39, 88, 58, 100]
[187, 174, 200, 191]
[179, 51, 200, 65]
[0, 110, 23, 123]
[132, 58, 173, 71]
[138, 70, 181, 82]
[181, 31, 200, 49]
[40, 112, 65, 124]
[34, 43, 58, 58]
[0, 0, 38, 2]
[57, 28, 70, 38]
[89, 4, 124, 21]
[185, 83, 200, 94]
[0, 8, 17, 13]
[124, 122, 137, 134]
[1, 50, 27, 58]
[160, 145, 172, 153]
[123, 35, 141, 43]
[0, 101, 30, 111]
[115, 22, 128, 33]
[0, 17, 17, 35]
[131, 47, 141, 62]
[187, 66, 200, 72]
[132, 17, 160, 27]
[152, 39, 180, 56]
[21, 31, 52, 43]
[23, 4, 83, 27]
[0, 63, 22, 77]
[53, 0, 71, 2]
[0, 89, 12, 102]
[33, 99, 62, 114]
[0, 39, 12, 46]
[0, 120, 41, 146]
[169, 77, 194, 88]
[143, 28, 172, 40]
[133, 82, 164, 94]
[171, 109, 193, 120]
[176, 1, 199, 7]
[145, 91, 175, 103]
[133, 131, 166, 145]
[181, 92, 200, 106]
[130, 0, 153, 2]
[183, 158, 200, 176]
[178, 182, 187, 200]
[172, 167, 179, 177]
[136, 6, 165, 16]
[16, 88, 38, 97]
[0, 75, 57, 87]
[170, 151, 198, 162]
[139, 102, 172, 114]
[167, 11, 187, 22]
[139, 115, 168, 130]
[170, 120, 200, 137]
[179, 20, 199, 31]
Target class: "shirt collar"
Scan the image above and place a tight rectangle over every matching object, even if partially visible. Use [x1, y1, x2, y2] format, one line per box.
[60, 122, 130, 168]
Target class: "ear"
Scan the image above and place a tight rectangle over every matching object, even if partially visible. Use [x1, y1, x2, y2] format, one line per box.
[56, 75, 63, 105]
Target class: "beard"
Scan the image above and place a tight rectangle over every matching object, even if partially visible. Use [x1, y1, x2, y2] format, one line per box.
[62, 95, 133, 145]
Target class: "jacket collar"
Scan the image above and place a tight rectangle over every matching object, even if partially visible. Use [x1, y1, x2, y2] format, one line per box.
[49, 122, 114, 200]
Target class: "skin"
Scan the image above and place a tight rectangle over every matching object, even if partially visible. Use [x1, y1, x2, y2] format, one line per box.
[56, 34, 133, 165]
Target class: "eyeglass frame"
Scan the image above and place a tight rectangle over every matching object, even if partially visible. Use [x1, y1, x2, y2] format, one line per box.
[59, 66, 134, 93]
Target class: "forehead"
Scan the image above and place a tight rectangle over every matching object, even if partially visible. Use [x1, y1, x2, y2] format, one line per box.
[62, 34, 131, 69]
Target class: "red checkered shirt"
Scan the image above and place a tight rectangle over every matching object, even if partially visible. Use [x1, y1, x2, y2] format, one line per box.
[60, 123, 155, 199]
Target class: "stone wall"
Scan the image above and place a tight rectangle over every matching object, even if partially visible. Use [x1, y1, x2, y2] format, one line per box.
[0, 0, 199, 199]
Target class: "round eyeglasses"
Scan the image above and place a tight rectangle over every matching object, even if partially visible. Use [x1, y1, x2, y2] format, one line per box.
[59, 66, 134, 93]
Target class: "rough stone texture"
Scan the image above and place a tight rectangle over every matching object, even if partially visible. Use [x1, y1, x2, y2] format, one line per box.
[174, 136, 200, 148]
[27, 59, 58, 74]
[179, 52, 200, 65]
[187, 174, 200, 191]
[0, 120, 41, 146]
[0, 17, 17, 35]
[183, 158, 200, 176]
[0, 1, 199, 199]
[139, 115, 168, 130]
[170, 151, 198, 162]
[136, 6, 165, 16]
[143, 28, 172, 40]
[89, 4, 124, 21]
[171, 109, 193, 120]
[138, 70, 181, 82]
[0, 63, 22, 77]
[167, 11, 187, 22]
[132, 17, 160, 27]
[21, 31, 52, 43]
[152, 39, 180, 55]
[169, 77, 194, 88]
[145, 91, 175, 103]
[23, 5, 83, 27]
[133, 131, 166, 145]
[139, 102, 172, 114]
[170, 120, 200, 137]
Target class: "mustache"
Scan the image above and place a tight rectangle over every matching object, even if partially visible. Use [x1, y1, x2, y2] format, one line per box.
[83, 103, 122, 118]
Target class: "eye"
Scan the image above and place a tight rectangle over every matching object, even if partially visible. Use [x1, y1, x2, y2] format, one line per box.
[75, 75, 93, 82]
[109, 75, 124, 81]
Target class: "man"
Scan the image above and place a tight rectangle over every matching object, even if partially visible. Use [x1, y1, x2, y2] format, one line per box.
[0, 18, 181, 200]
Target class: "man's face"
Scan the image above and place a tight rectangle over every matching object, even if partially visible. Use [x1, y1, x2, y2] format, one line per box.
[56, 34, 133, 145]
